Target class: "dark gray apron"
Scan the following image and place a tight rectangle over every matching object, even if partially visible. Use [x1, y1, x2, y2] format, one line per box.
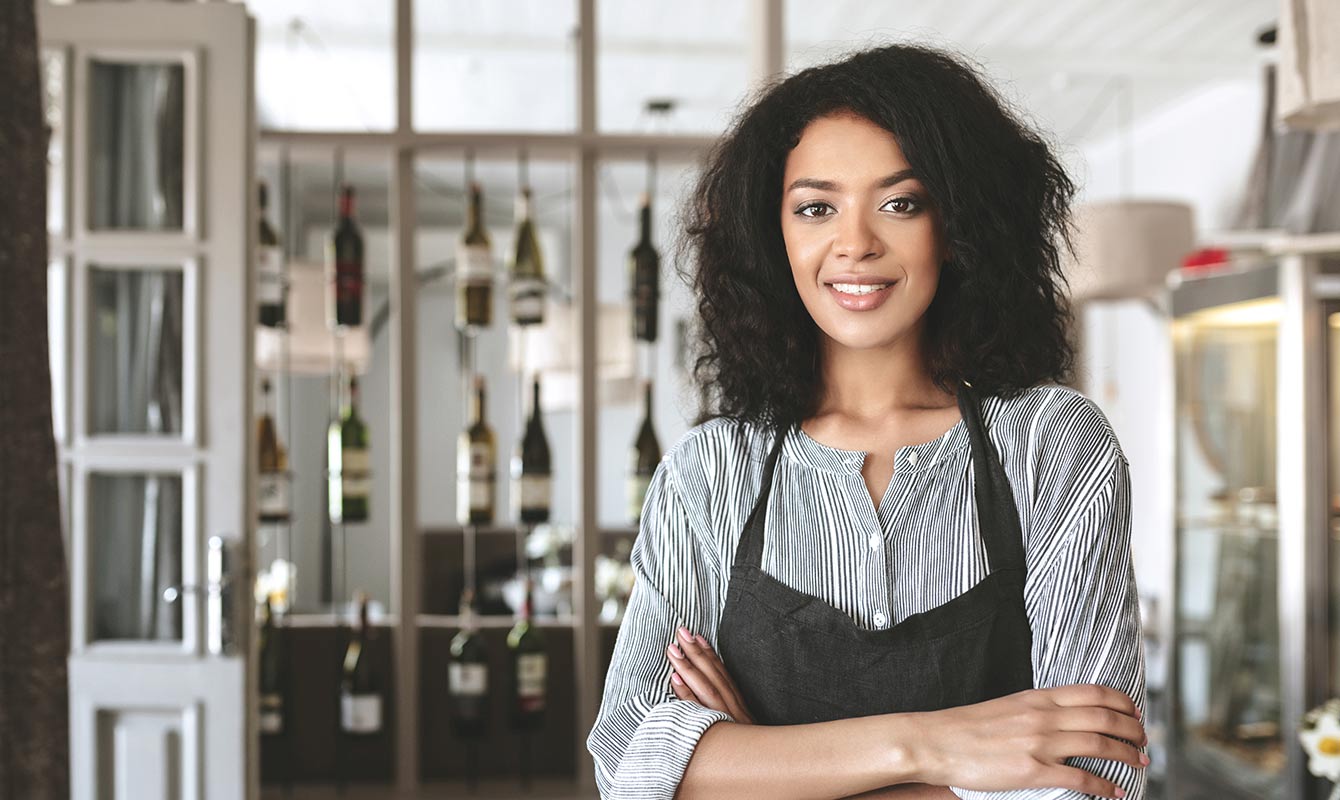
[715, 383, 1034, 725]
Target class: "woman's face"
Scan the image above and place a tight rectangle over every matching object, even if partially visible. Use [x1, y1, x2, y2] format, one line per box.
[780, 112, 949, 355]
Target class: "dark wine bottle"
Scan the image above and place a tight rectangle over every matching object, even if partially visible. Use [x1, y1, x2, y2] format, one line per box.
[629, 192, 659, 343]
[507, 576, 547, 729]
[328, 373, 370, 524]
[258, 596, 285, 735]
[448, 587, 490, 738]
[340, 591, 382, 735]
[628, 379, 661, 524]
[512, 376, 551, 524]
[257, 377, 291, 524]
[326, 183, 364, 328]
[257, 181, 286, 328]
[456, 182, 493, 330]
[508, 187, 546, 327]
[457, 375, 496, 525]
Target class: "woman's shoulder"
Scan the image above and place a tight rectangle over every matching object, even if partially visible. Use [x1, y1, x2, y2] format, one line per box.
[661, 415, 771, 488]
[987, 383, 1127, 469]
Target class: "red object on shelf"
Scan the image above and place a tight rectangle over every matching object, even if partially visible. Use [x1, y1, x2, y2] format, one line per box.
[1181, 247, 1230, 274]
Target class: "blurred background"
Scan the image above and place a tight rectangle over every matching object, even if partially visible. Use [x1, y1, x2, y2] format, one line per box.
[31, 0, 1340, 797]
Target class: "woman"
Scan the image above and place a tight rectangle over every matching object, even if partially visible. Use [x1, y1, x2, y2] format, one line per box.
[587, 43, 1146, 800]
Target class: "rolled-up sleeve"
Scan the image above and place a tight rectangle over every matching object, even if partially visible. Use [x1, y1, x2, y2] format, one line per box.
[587, 456, 733, 799]
[951, 450, 1147, 800]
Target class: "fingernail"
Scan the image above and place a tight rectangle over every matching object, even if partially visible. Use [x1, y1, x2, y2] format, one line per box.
[671, 672, 684, 686]
[1115, 789, 1125, 798]
[1139, 753, 1150, 766]
[694, 634, 708, 647]
[668, 643, 684, 660]
[678, 626, 693, 642]
[1135, 707, 1142, 720]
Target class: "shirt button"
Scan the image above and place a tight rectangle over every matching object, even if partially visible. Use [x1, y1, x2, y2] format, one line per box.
[868, 533, 880, 549]
[873, 612, 887, 627]
[907, 451, 919, 467]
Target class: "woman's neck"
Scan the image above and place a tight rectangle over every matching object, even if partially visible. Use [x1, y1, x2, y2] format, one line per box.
[813, 328, 956, 422]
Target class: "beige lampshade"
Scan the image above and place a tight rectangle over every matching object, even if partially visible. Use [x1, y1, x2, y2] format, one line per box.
[255, 260, 370, 375]
[1279, 0, 1340, 130]
[1063, 200, 1195, 302]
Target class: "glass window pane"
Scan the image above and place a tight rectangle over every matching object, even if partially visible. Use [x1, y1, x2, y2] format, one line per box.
[89, 267, 185, 436]
[1173, 304, 1282, 796]
[595, 158, 699, 529]
[253, 149, 393, 616]
[414, 0, 576, 132]
[88, 60, 185, 231]
[42, 49, 65, 236]
[90, 472, 184, 642]
[598, 1, 749, 134]
[253, 0, 394, 131]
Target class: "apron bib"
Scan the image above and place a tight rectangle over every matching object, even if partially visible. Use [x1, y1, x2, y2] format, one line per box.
[715, 382, 1033, 725]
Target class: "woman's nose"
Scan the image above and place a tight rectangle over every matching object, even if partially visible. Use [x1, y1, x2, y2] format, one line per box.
[832, 211, 882, 261]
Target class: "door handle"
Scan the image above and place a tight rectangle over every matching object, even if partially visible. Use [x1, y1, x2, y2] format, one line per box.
[161, 535, 239, 656]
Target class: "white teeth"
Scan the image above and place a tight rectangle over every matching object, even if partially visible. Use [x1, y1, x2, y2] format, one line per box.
[830, 282, 891, 295]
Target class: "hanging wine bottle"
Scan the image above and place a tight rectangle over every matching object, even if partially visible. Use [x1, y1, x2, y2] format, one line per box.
[328, 373, 370, 524]
[456, 182, 493, 330]
[257, 377, 291, 524]
[629, 192, 659, 343]
[508, 187, 546, 327]
[257, 180, 286, 328]
[259, 595, 285, 735]
[340, 591, 382, 735]
[628, 378, 661, 524]
[448, 587, 490, 738]
[512, 376, 551, 524]
[457, 374, 496, 526]
[507, 575, 547, 730]
[326, 183, 364, 329]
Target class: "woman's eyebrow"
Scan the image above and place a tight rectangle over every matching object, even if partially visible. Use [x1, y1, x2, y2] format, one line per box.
[785, 169, 919, 194]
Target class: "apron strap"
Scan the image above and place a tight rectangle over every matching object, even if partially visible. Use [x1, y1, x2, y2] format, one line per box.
[733, 420, 788, 570]
[956, 382, 1026, 574]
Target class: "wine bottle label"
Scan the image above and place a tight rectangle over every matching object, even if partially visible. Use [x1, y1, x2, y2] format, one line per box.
[449, 662, 488, 697]
[257, 245, 285, 306]
[457, 245, 493, 285]
[258, 471, 291, 522]
[517, 652, 547, 700]
[341, 448, 371, 497]
[509, 278, 545, 324]
[519, 474, 551, 509]
[468, 444, 493, 510]
[260, 694, 284, 734]
[341, 692, 382, 733]
[628, 475, 652, 523]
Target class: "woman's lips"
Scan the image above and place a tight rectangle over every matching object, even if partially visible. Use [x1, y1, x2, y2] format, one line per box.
[826, 281, 896, 311]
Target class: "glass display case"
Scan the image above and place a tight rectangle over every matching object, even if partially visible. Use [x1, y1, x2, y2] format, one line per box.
[1169, 238, 1340, 800]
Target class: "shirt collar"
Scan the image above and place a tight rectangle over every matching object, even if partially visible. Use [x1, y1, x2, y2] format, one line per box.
[779, 398, 986, 475]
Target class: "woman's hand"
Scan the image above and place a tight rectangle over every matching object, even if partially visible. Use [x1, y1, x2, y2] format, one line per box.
[665, 626, 756, 724]
[907, 684, 1147, 799]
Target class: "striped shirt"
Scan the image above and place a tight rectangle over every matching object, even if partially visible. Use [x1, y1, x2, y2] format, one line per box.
[586, 384, 1145, 800]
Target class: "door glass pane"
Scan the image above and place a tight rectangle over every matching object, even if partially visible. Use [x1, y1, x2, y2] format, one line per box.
[88, 60, 186, 231]
[90, 472, 183, 642]
[1173, 298, 1282, 797]
[42, 49, 65, 236]
[89, 267, 184, 436]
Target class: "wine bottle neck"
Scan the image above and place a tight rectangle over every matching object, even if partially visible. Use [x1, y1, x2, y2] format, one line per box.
[639, 204, 652, 244]
[339, 190, 355, 220]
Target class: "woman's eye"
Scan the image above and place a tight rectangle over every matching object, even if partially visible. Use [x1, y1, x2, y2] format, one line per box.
[883, 196, 921, 214]
[796, 202, 832, 219]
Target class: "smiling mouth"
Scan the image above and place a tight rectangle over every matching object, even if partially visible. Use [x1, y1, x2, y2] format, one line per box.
[825, 281, 896, 295]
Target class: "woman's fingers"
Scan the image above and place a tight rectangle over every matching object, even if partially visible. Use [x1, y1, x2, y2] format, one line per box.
[1049, 732, 1147, 772]
[669, 669, 696, 702]
[1057, 706, 1148, 747]
[666, 633, 756, 724]
[1043, 684, 1140, 721]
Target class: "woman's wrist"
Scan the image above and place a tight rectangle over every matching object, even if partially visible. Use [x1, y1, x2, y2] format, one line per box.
[880, 711, 935, 785]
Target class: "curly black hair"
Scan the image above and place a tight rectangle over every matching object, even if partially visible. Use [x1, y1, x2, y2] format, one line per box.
[674, 42, 1079, 431]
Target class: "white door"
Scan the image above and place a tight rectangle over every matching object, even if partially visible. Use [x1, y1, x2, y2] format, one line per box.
[39, 3, 257, 799]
